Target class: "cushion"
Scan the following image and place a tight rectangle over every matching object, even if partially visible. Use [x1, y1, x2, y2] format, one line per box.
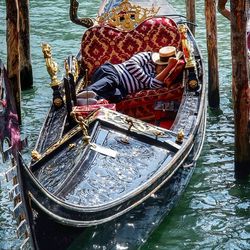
[73, 103, 116, 118]
[81, 16, 181, 79]
[116, 84, 183, 120]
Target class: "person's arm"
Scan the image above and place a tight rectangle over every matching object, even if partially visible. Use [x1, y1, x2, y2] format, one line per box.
[125, 52, 163, 88]
[155, 57, 178, 81]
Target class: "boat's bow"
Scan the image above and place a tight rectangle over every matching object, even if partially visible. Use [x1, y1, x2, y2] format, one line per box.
[24, 107, 187, 225]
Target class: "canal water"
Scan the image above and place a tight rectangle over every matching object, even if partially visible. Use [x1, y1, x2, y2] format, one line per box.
[0, 0, 249, 249]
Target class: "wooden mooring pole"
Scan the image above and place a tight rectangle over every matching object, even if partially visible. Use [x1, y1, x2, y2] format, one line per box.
[186, 0, 196, 36]
[6, 0, 33, 124]
[6, 0, 22, 124]
[19, 0, 33, 90]
[205, 0, 220, 109]
[230, 0, 250, 178]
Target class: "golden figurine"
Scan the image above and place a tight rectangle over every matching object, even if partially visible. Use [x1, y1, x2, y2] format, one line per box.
[42, 43, 64, 108]
[41, 43, 61, 87]
[178, 24, 196, 69]
[176, 129, 185, 144]
[31, 150, 41, 161]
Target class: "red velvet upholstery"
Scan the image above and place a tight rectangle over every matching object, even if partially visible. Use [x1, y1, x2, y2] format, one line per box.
[73, 103, 116, 118]
[81, 17, 181, 79]
[116, 84, 183, 120]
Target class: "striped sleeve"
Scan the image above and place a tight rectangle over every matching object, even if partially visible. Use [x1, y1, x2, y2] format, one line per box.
[125, 52, 164, 89]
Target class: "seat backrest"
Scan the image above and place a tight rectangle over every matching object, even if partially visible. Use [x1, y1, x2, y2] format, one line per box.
[81, 16, 181, 80]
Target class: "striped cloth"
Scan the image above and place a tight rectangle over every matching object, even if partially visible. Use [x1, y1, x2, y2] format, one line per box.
[113, 52, 163, 94]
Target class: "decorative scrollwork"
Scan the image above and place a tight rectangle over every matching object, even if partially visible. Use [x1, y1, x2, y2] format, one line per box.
[71, 112, 91, 144]
[70, 0, 95, 28]
[32, 125, 82, 162]
[96, 0, 160, 31]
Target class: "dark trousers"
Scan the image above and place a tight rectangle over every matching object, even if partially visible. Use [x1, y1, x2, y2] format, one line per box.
[86, 63, 127, 103]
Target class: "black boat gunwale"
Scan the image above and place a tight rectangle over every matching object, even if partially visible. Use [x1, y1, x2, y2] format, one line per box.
[22, 113, 199, 213]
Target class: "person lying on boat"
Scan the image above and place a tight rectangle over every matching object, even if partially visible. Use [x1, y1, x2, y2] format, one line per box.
[77, 46, 185, 104]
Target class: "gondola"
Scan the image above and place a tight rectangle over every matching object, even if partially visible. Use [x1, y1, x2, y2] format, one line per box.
[5, 0, 206, 249]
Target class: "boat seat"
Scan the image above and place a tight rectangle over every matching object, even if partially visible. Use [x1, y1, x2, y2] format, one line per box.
[116, 83, 184, 121]
[81, 16, 182, 80]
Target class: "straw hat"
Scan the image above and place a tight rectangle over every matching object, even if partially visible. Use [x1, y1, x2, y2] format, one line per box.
[152, 46, 177, 65]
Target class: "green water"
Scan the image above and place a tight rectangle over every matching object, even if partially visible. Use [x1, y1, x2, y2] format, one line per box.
[0, 0, 249, 249]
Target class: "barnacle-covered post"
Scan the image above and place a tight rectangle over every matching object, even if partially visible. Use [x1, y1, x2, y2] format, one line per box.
[42, 43, 64, 109]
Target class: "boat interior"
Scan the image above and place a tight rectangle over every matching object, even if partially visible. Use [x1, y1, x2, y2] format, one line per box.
[76, 1, 189, 130]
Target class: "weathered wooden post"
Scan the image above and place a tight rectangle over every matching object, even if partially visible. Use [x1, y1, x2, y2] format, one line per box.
[205, 0, 220, 108]
[18, 0, 33, 90]
[186, 0, 196, 36]
[230, 0, 250, 178]
[218, 0, 231, 20]
[6, 0, 22, 124]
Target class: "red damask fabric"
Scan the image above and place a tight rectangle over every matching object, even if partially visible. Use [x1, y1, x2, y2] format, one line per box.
[116, 84, 183, 120]
[81, 17, 181, 79]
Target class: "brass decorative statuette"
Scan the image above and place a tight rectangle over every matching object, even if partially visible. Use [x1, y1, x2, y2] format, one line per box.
[42, 43, 64, 108]
[96, 0, 160, 31]
[176, 129, 185, 144]
[42, 43, 60, 87]
[178, 24, 200, 90]
[178, 24, 196, 69]
[31, 150, 41, 161]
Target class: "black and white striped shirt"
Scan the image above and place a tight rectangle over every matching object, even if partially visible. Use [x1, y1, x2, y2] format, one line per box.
[113, 52, 164, 94]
